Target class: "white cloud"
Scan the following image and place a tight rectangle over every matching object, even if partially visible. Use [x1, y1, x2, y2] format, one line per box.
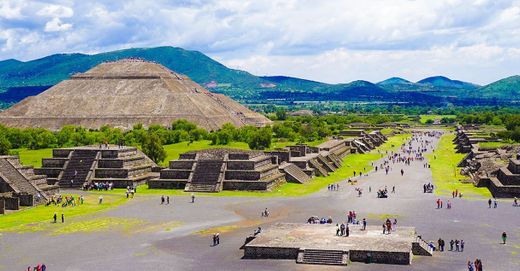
[44, 17, 72, 32]
[37, 4, 74, 18]
[0, 0, 520, 84]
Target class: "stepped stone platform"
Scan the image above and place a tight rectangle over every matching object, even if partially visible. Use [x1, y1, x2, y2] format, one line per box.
[454, 126, 500, 153]
[477, 158, 520, 197]
[35, 145, 156, 189]
[243, 223, 430, 266]
[149, 149, 285, 192]
[0, 156, 59, 213]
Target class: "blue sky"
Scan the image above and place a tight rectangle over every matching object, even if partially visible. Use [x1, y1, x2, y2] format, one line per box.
[1, 0, 519, 85]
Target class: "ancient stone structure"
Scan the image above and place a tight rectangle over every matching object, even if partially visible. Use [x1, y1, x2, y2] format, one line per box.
[474, 157, 520, 197]
[35, 146, 156, 189]
[0, 156, 59, 212]
[453, 127, 500, 153]
[149, 149, 285, 192]
[149, 134, 386, 193]
[340, 130, 387, 154]
[0, 59, 271, 131]
[243, 223, 432, 266]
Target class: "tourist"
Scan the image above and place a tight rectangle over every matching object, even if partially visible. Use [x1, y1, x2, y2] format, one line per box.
[345, 224, 350, 237]
[488, 198, 492, 208]
[450, 239, 454, 251]
[493, 198, 498, 208]
[362, 218, 367, 231]
[41, 263, 46, 271]
[393, 219, 397, 231]
[502, 232, 507, 244]
[166, 196, 170, 204]
[392, 186, 395, 193]
[468, 260, 474, 271]
[61, 213, 64, 223]
[98, 195, 103, 204]
[447, 200, 452, 209]
[514, 197, 518, 206]
[336, 224, 340, 236]
[438, 238, 442, 252]
[191, 193, 195, 203]
[382, 223, 386, 234]
[460, 240, 465, 252]
[53, 213, 57, 223]
[455, 239, 460, 251]
[161, 195, 165, 204]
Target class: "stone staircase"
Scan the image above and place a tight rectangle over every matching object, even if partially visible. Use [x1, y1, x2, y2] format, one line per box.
[317, 154, 337, 172]
[309, 158, 329, 176]
[0, 157, 57, 203]
[185, 160, 225, 192]
[297, 249, 348, 265]
[280, 162, 311, 184]
[59, 150, 99, 188]
[412, 237, 433, 256]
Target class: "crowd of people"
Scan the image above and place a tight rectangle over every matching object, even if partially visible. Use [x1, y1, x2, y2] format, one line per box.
[45, 194, 84, 207]
[83, 181, 114, 191]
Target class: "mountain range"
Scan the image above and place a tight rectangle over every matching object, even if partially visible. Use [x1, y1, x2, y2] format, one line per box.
[0, 46, 519, 107]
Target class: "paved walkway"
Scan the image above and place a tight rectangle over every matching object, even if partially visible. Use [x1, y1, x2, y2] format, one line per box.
[0, 131, 518, 270]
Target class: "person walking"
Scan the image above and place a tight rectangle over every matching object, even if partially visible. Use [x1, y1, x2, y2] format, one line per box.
[98, 195, 103, 204]
[502, 232, 507, 244]
[362, 218, 367, 231]
[449, 239, 454, 251]
[488, 198, 492, 208]
[61, 213, 64, 223]
[166, 196, 170, 205]
[191, 193, 195, 203]
[53, 213, 57, 223]
[460, 240, 465, 252]
[467, 260, 474, 271]
[493, 198, 498, 208]
[161, 195, 165, 205]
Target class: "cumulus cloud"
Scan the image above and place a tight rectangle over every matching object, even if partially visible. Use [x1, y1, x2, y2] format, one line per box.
[0, 0, 519, 84]
[44, 17, 72, 32]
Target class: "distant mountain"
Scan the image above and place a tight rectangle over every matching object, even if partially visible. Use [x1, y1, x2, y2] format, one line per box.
[417, 76, 479, 90]
[0, 46, 517, 107]
[377, 77, 412, 85]
[468, 75, 520, 100]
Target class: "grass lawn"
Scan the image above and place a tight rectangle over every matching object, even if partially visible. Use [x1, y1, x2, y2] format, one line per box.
[479, 141, 520, 149]
[0, 194, 129, 232]
[9, 148, 53, 168]
[426, 134, 491, 198]
[419, 115, 456, 124]
[90, 133, 412, 198]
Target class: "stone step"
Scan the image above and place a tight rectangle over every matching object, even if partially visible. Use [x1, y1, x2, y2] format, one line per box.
[298, 249, 347, 266]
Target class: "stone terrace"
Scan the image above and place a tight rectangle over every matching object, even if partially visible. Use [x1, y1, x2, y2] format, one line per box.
[149, 149, 284, 192]
[0, 156, 59, 213]
[243, 223, 431, 266]
[35, 146, 156, 189]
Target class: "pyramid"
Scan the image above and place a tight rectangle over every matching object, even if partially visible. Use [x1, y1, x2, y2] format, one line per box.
[0, 59, 271, 130]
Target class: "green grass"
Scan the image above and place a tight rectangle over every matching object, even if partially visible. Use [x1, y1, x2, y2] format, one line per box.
[479, 141, 520, 149]
[9, 148, 53, 168]
[90, 134, 411, 198]
[426, 134, 491, 198]
[0, 194, 129, 232]
[419, 115, 456, 124]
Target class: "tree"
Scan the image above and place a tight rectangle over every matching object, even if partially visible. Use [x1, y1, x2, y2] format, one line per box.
[0, 133, 11, 155]
[141, 132, 166, 164]
[275, 109, 287, 120]
[248, 127, 272, 150]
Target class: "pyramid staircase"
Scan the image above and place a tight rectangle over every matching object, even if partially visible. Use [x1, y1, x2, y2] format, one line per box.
[309, 158, 329, 176]
[58, 150, 99, 188]
[185, 160, 225, 192]
[317, 154, 337, 172]
[297, 249, 348, 265]
[0, 156, 58, 203]
[280, 162, 311, 184]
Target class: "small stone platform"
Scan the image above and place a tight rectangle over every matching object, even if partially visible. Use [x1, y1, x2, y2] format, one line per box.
[243, 223, 430, 266]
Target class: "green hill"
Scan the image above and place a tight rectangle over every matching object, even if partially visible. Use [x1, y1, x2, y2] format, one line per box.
[469, 75, 520, 100]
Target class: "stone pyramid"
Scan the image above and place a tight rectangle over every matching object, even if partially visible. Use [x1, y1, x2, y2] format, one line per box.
[0, 59, 271, 131]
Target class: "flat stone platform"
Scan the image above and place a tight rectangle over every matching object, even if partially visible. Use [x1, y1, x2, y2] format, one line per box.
[244, 223, 419, 265]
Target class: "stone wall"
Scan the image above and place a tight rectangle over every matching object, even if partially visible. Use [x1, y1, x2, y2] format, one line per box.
[41, 158, 67, 168]
[243, 246, 299, 259]
[52, 149, 72, 158]
[169, 160, 195, 169]
[349, 250, 411, 265]
[148, 180, 187, 189]
[223, 180, 270, 191]
[18, 193, 33, 206]
[0, 196, 19, 210]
